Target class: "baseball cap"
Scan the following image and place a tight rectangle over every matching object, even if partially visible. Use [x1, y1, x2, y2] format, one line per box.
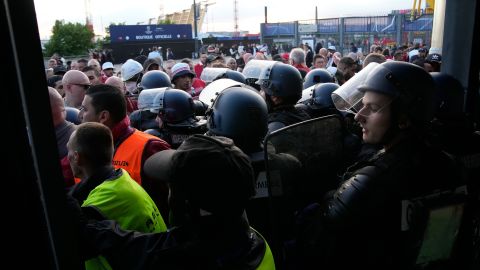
[62, 70, 91, 85]
[170, 63, 195, 83]
[121, 59, 143, 81]
[102, 62, 114, 70]
[426, 53, 442, 63]
[144, 134, 255, 215]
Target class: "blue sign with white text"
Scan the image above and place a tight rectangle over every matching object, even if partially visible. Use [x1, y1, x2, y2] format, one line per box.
[110, 24, 192, 43]
[261, 23, 295, 36]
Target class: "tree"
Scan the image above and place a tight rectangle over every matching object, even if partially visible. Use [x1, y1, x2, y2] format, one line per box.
[44, 20, 94, 57]
[158, 19, 173, 24]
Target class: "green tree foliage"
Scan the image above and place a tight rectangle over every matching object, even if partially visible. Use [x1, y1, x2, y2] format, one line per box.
[158, 19, 173, 24]
[44, 20, 94, 56]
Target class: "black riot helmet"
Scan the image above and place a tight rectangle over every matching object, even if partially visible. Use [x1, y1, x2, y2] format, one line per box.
[65, 107, 81, 124]
[303, 69, 335, 89]
[207, 86, 268, 153]
[193, 99, 208, 116]
[357, 61, 435, 124]
[150, 89, 196, 125]
[310, 83, 339, 110]
[256, 62, 303, 99]
[224, 70, 246, 84]
[140, 70, 172, 90]
[430, 72, 465, 115]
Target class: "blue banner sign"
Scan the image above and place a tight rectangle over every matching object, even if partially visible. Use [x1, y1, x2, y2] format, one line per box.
[110, 24, 192, 43]
[345, 16, 396, 32]
[261, 23, 295, 36]
[403, 15, 433, 31]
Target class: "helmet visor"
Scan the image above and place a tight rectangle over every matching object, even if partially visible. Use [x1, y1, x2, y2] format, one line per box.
[198, 78, 244, 108]
[298, 84, 315, 104]
[242, 60, 277, 79]
[200, 67, 229, 83]
[331, 62, 379, 114]
[150, 89, 167, 114]
[137, 88, 168, 111]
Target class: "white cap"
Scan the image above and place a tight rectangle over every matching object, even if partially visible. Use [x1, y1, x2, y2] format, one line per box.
[428, 47, 442, 55]
[328, 45, 336, 51]
[121, 59, 143, 81]
[102, 62, 114, 70]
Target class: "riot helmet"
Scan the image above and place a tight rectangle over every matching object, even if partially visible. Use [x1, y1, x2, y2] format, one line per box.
[303, 69, 335, 89]
[131, 88, 168, 130]
[193, 99, 208, 116]
[65, 107, 81, 124]
[137, 88, 170, 111]
[310, 83, 339, 110]
[207, 86, 268, 153]
[242, 59, 277, 90]
[356, 61, 435, 124]
[430, 72, 465, 115]
[150, 88, 196, 125]
[140, 70, 172, 90]
[256, 62, 303, 99]
[224, 70, 246, 84]
[199, 78, 245, 108]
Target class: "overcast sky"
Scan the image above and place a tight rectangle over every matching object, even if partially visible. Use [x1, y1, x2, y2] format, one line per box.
[34, 0, 414, 39]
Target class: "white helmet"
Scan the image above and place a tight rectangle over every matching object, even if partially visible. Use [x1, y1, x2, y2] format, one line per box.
[121, 59, 143, 81]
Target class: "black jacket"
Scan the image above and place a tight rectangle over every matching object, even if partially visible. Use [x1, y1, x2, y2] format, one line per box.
[83, 215, 269, 270]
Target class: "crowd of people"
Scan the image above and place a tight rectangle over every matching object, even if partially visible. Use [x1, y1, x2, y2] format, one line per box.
[44, 39, 479, 269]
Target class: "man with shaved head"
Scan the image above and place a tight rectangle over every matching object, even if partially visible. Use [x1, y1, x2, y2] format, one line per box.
[49, 87, 77, 187]
[62, 70, 91, 109]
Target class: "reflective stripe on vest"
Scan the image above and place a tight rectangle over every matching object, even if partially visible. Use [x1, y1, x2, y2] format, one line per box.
[251, 227, 276, 270]
[113, 130, 159, 185]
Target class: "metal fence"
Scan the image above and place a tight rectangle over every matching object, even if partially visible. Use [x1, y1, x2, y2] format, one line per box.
[261, 13, 433, 55]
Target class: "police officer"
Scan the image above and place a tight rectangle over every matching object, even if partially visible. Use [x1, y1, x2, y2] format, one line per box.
[293, 61, 460, 268]
[302, 68, 334, 89]
[204, 85, 306, 266]
[256, 62, 310, 133]
[206, 86, 268, 155]
[144, 88, 207, 148]
[75, 135, 276, 269]
[129, 70, 172, 131]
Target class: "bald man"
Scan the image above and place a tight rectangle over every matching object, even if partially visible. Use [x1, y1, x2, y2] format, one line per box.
[49, 86, 78, 188]
[62, 70, 91, 109]
[49, 87, 76, 159]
